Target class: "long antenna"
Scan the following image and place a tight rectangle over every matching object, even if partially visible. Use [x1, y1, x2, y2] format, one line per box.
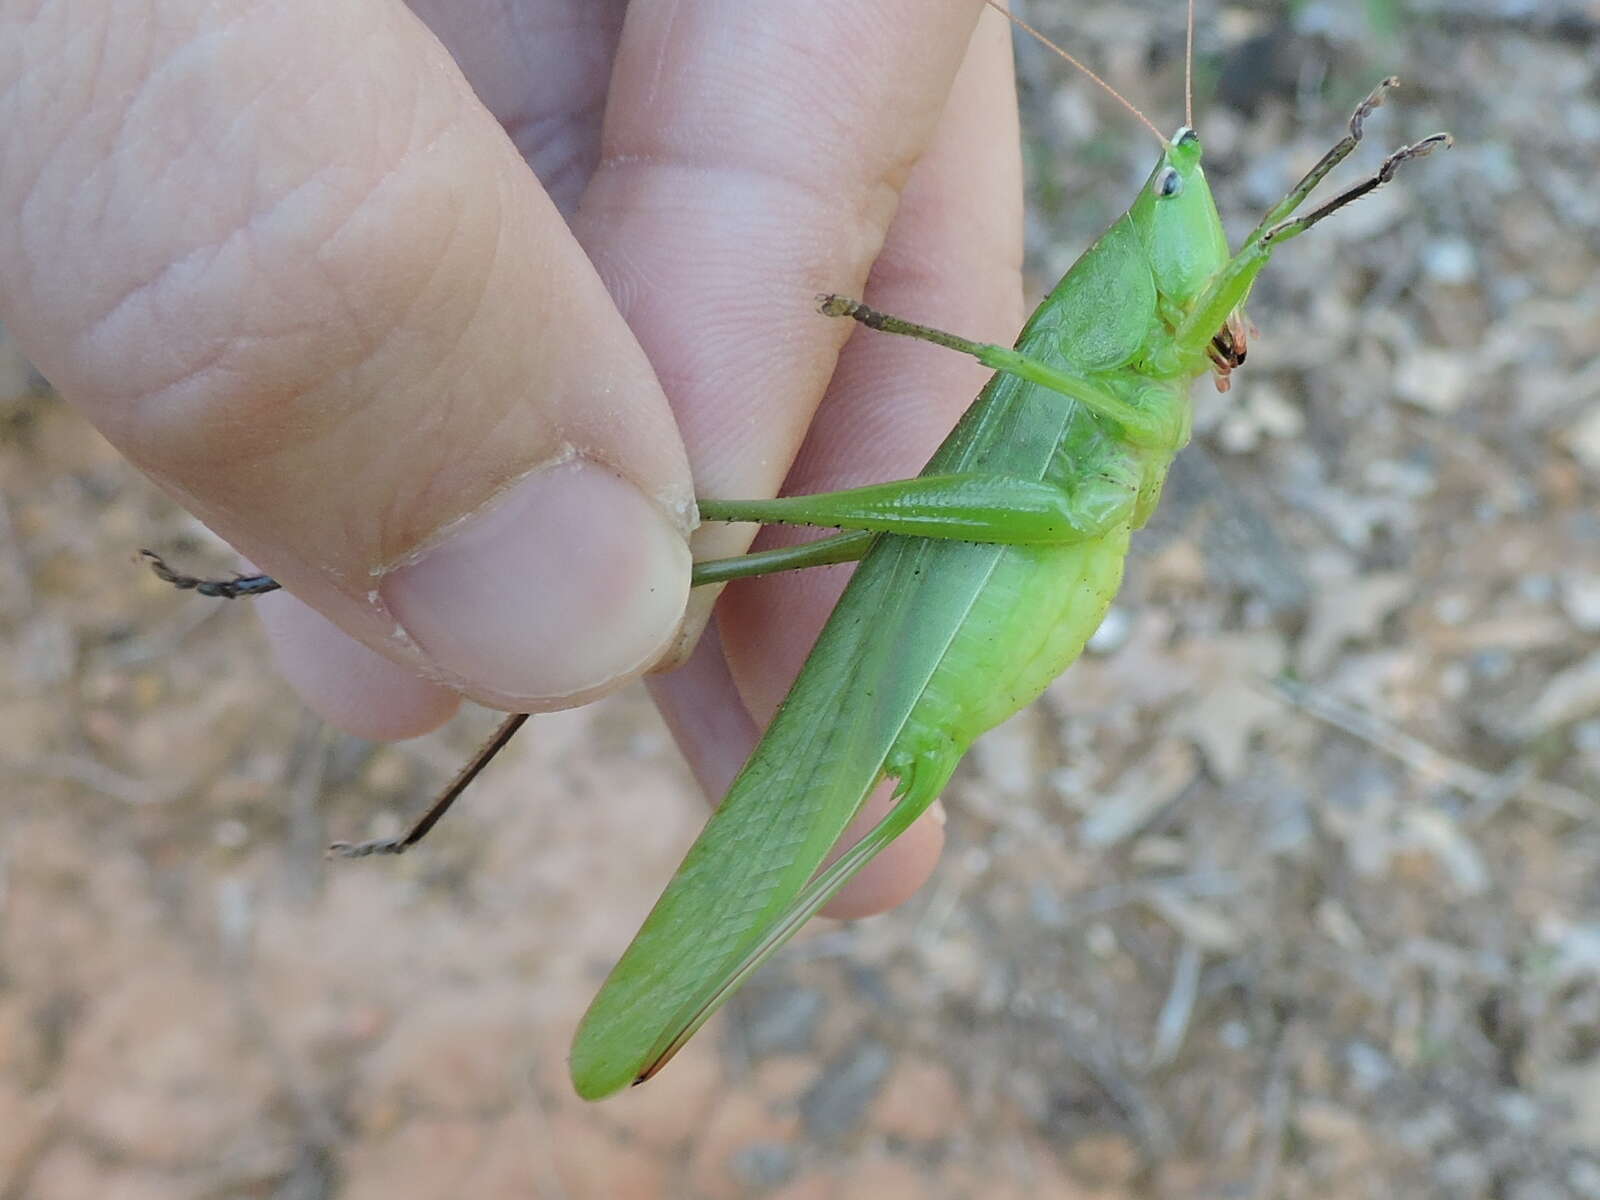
[984, 1, 1167, 147]
[1185, 0, 1195, 128]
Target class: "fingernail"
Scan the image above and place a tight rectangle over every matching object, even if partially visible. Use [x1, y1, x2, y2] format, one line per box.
[381, 459, 690, 703]
[928, 799, 948, 828]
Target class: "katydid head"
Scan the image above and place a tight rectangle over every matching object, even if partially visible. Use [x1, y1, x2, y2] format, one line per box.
[1129, 127, 1232, 315]
[1123, 125, 1252, 391]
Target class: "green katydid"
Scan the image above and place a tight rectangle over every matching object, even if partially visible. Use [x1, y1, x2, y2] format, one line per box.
[144, 2, 1450, 1102]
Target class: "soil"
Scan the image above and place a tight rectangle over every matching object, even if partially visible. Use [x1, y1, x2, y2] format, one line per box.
[3, 2, 1597, 1196]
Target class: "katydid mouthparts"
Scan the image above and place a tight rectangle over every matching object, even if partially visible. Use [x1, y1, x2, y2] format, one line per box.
[143, 4, 1450, 1101]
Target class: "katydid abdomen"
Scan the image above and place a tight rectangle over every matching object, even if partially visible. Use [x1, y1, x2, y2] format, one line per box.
[893, 525, 1130, 783]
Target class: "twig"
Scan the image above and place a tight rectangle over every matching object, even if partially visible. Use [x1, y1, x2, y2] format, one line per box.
[1149, 941, 1203, 1068]
[12, 753, 175, 805]
[1265, 675, 1594, 822]
[1248, 1022, 1296, 1200]
[0, 491, 33, 613]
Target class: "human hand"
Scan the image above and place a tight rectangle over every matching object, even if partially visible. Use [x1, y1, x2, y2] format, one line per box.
[0, 0, 1023, 914]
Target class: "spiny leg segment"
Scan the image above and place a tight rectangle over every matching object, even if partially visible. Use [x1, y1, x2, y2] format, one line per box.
[818, 296, 1178, 447]
[1257, 131, 1452, 245]
[329, 712, 530, 858]
[141, 550, 281, 598]
[1242, 76, 1405, 246]
[1174, 89, 1450, 357]
[700, 472, 1129, 546]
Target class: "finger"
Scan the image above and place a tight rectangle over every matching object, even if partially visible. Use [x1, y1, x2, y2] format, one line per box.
[643, 11, 1026, 916]
[257, 592, 461, 741]
[645, 618, 759, 803]
[719, 10, 1026, 718]
[271, 0, 631, 736]
[401, 1, 629, 215]
[0, 0, 693, 717]
[573, 0, 993, 661]
[823, 793, 949, 921]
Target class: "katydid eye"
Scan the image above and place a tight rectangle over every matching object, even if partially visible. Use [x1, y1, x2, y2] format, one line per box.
[1157, 167, 1183, 197]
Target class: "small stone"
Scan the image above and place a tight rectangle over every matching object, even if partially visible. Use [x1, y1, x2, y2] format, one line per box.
[1394, 1105, 1458, 1152]
[1439, 661, 1470, 698]
[1086, 922, 1118, 958]
[1364, 456, 1437, 498]
[1435, 1149, 1491, 1193]
[1568, 1157, 1600, 1199]
[1422, 238, 1478, 284]
[1498, 1089, 1542, 1131]
[1087, 605, 1133, 654]
[1433, 592, 1473, 626]
[1519, 573, 1556, 604]
[1344, 1041, 1394, 1093]
[766, 1179, 834, 1200]
[799, 1039, 893, 1142]
[728, 1142, 796, 1189]
[918, 933, 984, 1000]
[1566, 403, 1600, 473]
[737, 985, 825, 1060]
[1470, 649, 1514, 682]
[1249, 381, 1305, 438]
[1029, 881, 1068, 929]
[1394, 348, 1471, 413]
[1561, 574, 1600, 633]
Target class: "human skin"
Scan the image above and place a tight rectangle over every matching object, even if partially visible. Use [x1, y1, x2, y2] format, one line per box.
[0, 0, 1025, 915]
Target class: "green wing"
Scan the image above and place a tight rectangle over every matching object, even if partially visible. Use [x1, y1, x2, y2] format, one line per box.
[568, 528, 1004, 1099]
[570, 363, 1085, 1100]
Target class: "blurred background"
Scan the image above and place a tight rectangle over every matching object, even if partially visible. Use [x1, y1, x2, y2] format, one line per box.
[3, 0, 1597, 1196]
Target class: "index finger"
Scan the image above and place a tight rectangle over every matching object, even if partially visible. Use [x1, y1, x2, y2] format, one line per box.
[573, 0, 994, 645]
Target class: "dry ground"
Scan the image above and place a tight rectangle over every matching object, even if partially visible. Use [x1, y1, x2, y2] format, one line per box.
[3, 1, 1598, 1196]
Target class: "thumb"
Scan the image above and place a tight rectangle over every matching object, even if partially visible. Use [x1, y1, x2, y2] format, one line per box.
[0, 1, 694, 712]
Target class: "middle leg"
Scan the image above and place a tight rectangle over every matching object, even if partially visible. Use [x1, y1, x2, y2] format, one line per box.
[699, 468, 1139, 549]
